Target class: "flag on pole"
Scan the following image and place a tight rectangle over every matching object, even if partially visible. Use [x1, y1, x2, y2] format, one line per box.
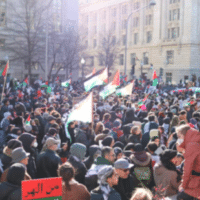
[25, 115, 31, 125]
[22, 77, 28, 87]
[116, 82, 134, 96]
[0, 61, 9, 77]
[61, 79, 71, 87]
[99, 70, 120, 99]
[65, 92, 93, 142]
[84, 68, 108, 92]
[85, 68, 96, 79]
[152, 70, 158, 87]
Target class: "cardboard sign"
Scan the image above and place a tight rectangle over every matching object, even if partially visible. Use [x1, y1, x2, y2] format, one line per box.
[22, 177, 62, 200]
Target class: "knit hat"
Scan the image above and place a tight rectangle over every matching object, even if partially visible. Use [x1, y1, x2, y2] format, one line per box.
[113, 141, 125, 150]
[70, 143, 87, 161]
[160, 149, 177, 162]
[102, 136, 113, 147]
[7, 163, 26, 186]
[48, 128, 58, 136]
[7, 139, 22, 150]
[12, 147, 30, 163]
[4, 112, 11, 118]
[24, 124, 32, 132]
[98, 166, 114, 185]
[45, 137, 60, 147]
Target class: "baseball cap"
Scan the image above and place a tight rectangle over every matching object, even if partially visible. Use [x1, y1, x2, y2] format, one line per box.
[114, 158, 134, 169]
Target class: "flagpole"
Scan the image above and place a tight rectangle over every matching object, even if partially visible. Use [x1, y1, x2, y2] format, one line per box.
[1, 61, 9, 102]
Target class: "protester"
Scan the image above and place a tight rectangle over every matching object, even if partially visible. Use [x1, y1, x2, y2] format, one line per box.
[0, 163, 25, 200]
[90, 166, 121, 200]
[58, 162, 90, 200]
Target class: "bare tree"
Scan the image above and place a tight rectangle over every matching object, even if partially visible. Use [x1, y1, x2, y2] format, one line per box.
[97, 31, 121, 76]
[1, 0, 53, 81]
[47, 29, 83, 82]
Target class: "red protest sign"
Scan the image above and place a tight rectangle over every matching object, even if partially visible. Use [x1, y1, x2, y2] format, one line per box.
[22, 177, 62, 200]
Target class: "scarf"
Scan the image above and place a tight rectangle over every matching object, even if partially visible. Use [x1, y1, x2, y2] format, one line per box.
[100, 184, 112, 200]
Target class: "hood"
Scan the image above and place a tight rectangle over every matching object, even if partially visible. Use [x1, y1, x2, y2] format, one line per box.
[180, 128, 200, 149]
[0, 182, 20, 199]
[18, 133, 36, 153]
[131, 152, 151, 166]
[89, 145, 101, 157]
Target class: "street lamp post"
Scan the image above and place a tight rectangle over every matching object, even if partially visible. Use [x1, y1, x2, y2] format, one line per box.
[81, 58, 85, 80]
[124, 0, 156, 76]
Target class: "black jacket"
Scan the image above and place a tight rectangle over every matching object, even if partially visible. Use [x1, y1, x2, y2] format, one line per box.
[0, 182, 21, 200]
[113, 174, 140, 200]
[68, 155, 87, 185]
[36, 149, 62, 178]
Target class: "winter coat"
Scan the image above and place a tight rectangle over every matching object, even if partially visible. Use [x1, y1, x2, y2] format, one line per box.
[0, 182, 21, 200]
[113, 174, 140, 200]
[85, 156, 112, 191]
[68, 155, 87, 185]
[91, 186, 121, 200]
[18, 134, 38, 179]
[36, 149, 62, 178]
[153, 162, 180, 197]
[179, 128, 200, 199]
[128, 134, 141, 144]
[74, 128, 93, 148]
[130, 152, 155, 189]
[0, 147, 12, 170]
[61, 179, 90, 200]
[0, 105, 8, 121]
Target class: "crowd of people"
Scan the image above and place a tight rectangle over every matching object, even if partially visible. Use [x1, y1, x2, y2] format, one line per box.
[0, 79, 200, 200]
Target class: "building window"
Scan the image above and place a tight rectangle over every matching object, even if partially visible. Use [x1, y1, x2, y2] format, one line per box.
[143, 52, 149, 65]
[172, 28, 176, 38]
[134, 33, 138, 44]
[86, 15, 89, 24]
[177, 27, 180, 37]
[146, 15, 152, 25]
[122, 19, 127, 29]
[122, 35, 126, 46]
[122, 5, 127, 15]
[173, 9, 177, 20]
[93, 39, 97, 48]
[102, 24, 106, 32]
[169, 10, 172, 21]
[133, 17, 139, 27]
[130, 53, 136, 65]
[93, 26, 97, 34]
[166, 73, 172, 83]
[166, 50, 174, 64]
[147, 31, 152, 43]
[119, 54, 124, 65]
[177, 9, 180, 20]
[112, 8, 117, 17]
[0, 39, 5, 47]
[112, 36, 116, 45]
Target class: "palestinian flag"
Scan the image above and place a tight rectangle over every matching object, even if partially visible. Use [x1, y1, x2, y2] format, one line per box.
[25, 115, 31, 125]
[22, 77, 28, 87]
[152, 70, 158, 87]
[65, 92, 93, 143]
[61, 79, 71, 87]
[99, 70, 120, 99]
[84, 68, 108, 92]
[41, 81, 48, 88]
[143, 94, 149, 102]
[85, 68, 96, 79]
[116, 82, 134, 96]
[0, 61, 9, 77]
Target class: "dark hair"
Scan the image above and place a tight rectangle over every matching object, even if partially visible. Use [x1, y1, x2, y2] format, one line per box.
[48, 127, 58, 136]
[179, 110, 186, 115]
[147, 142, 158, 152]
[124, 143, 135, 151]
[103, 113, 111, 121]
[58, 162, 75, 191]
[102, 146, 112, 158]
[148, 115, 155, 122]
